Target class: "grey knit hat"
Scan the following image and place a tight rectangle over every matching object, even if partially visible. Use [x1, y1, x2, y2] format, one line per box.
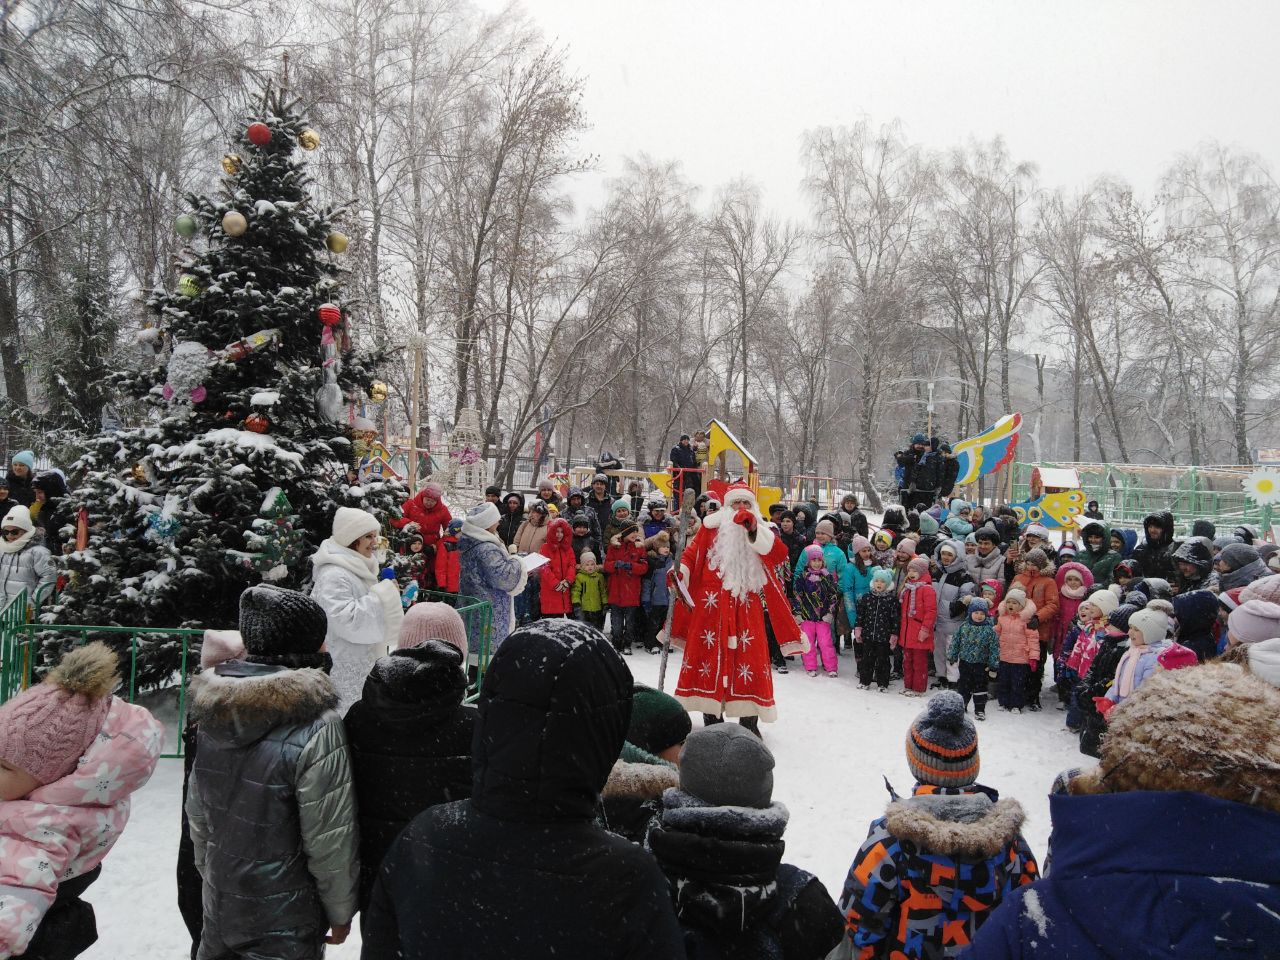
[906, 691, 979, 788]
[239, 585, 328, 660]
[679, 723, 775, 808]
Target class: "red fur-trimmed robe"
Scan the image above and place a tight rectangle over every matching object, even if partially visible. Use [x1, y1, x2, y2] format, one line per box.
[671, 516, 806, 721]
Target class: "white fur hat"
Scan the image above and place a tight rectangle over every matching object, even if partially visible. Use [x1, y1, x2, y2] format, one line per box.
[467, 501, 501, 531]
[332, 506, 380, 547]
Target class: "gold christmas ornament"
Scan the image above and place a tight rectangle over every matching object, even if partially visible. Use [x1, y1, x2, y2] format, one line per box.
[132, 463, 147, 483]
[369, 380, 388, 403]
[298, 128, 321, 150]
[325, 231, 349, 253]
[221, 153, 242, 175]
[222, 210, 248, 237]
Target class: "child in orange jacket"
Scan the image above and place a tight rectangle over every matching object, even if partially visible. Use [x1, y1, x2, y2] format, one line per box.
[994, 588, 1039, 712]
[898, 556, 937, 696]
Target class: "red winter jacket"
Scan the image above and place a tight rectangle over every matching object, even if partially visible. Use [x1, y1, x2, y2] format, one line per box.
[604, 539, 649, 608]
[393, 491, 452, 549]
[539, 519, 577, 616]
[434, 534, 461, 593]
[898, 573, 938, 651]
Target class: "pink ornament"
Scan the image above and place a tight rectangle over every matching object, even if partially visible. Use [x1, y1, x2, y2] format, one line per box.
[190, 385, 207, 403]
[162, 384, 175, 401]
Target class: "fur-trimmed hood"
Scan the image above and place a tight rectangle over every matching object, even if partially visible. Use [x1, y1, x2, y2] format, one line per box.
[659, 787, 790, 840]
[999, 597, 1036, 620]
[883, 793, 1027, 859]
[603, 758, 679, 801]
[189, 660, 338, 746]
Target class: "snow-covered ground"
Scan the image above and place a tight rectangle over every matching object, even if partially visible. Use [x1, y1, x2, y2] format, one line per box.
[85, 648, 1080, 959]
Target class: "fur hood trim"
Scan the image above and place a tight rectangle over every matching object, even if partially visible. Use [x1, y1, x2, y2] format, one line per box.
[999, 597, 1036, 620]
[189, 662, 338, 743]
[603, 759, 679, 800]
[884, 794, 1026, 858]
[660, 787, 789, 839]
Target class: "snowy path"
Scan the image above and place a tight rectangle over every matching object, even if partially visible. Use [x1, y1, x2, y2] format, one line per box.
[85, 647, 1079, 958]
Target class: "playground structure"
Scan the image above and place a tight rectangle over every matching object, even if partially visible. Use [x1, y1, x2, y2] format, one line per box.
[1011, 460, 1274, 536]
[646, 420, 785, 514]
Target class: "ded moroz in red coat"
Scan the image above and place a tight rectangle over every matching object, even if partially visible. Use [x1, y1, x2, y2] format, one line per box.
[671, 491, 806, 722]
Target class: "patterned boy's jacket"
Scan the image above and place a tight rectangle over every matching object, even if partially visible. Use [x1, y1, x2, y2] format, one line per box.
[0, 698, 163, 958]
[839, 784, 1038, 959]
[947, 621, 1000, 670]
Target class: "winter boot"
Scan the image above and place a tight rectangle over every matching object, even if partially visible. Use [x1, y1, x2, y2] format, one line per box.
[738, 715, 761, 738]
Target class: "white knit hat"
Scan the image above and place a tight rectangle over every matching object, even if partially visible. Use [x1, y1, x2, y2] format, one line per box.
[1128, 606, 1170, 646]
[2, 504, 32, 534]
[1087, 589, 1119, 617]
[467, 501, 501, 531]
[332, 506, 380, 547]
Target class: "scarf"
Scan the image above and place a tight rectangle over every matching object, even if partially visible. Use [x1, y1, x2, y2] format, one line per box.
[1219, 558, 1268, 592]
[311, 537, 377, 583]
[1061, 582, 1088, 600]
[0, 527, 35, 554]
[901, 578, 930, 618]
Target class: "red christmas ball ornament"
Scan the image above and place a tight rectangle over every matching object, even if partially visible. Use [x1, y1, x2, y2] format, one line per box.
[244, 413, 270, 434]
[247, 122, 272, 146]
[317, 302, 342, 327]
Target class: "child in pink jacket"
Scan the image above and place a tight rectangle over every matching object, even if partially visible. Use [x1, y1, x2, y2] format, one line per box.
[0, 643, 163, 958]
[993, 589, 1039, 712]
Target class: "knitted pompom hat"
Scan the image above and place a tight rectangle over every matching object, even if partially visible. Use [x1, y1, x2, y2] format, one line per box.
[803, 543, 826, 564]
[0, 643, 118, 785]
[907, 556, 930, 575]
[1128, 605, 1170, 646]
[332, 506, 380, 548]
[1087, 589, 1119, 618]
[870, 566, 895, 588]
[906, 691, 979, 788]
[239, 585, 328, 663]
[1108, 603, 1139, 633]
[628, 684, 692, 757]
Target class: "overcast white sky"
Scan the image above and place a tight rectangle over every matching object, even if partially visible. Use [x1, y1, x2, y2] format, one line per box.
[475, 0, 1280, 221]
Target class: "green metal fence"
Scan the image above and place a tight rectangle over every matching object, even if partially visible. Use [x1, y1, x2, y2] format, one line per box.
[0, 588, 495, 757]
[1012, 461, 1263, 533]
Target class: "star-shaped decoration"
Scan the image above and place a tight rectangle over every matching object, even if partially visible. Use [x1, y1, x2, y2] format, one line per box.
[739, 630, 754, 650]
[702, 630, 717, 649]
[703, 591, 719, 609]
[698, 662, 713, 677]
[737, 663, 754, 684]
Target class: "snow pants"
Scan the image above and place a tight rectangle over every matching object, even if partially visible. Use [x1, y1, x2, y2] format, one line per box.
[903, 647, 930, 692]
[998, 661, 1029, 709]
[956, 660, 990, 711]
[801, 620, 836, 674]
[610, 605, 642, 652]
[857, 639, 892, 687]
[934, 619, 961, 682]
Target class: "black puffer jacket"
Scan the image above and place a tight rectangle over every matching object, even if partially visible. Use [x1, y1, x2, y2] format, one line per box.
[344, 641, 476, 909]
[497, 493, 525, 547]
[360, 620, 686, 960]
[1077, 635, 1130, 758]
[1131, 511, 1177, 581]
[186, 661, 359, 960]
[647, 789, 844, 960]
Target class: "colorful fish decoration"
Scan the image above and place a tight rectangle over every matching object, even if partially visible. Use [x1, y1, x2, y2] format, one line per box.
[1010, 489, 1086, 530]
[953, 414, 1022, 487]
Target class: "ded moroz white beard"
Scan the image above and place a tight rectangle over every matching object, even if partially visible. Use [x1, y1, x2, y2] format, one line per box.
[708, 516, 766, 601]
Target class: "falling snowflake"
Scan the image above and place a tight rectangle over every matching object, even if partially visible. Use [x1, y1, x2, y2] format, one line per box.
[702, 630, 717, 649]
[703, 591, 719, 609]
[737, 663, 754, 683]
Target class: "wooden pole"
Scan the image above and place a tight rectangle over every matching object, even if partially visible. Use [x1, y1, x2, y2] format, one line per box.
[658, 487, 696, 692]
[409, 343, 423, 493]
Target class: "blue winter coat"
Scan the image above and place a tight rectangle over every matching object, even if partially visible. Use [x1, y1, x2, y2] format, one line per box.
[967, 790, 1280, 959]
[840, 561, 874, 625]
[458, 531, 526, 651]
[642, 552, 673, 608]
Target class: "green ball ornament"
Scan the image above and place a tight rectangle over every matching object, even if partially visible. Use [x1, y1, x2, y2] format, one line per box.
[174, 214, 197, 238]
[222, 210, 248, 237]
[178, 274, 202, 298]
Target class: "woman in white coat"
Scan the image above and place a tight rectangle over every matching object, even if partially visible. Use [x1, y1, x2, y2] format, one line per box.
[310, 506, 404, 711]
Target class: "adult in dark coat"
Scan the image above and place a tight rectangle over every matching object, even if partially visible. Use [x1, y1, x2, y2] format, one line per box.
[344, 640, 475, 910]
[968, 664, 1280, 960]
[586, 472, 617, 537]
[1077, 604, 1136, 758]
[670, 434, 702, 497]
[496, 492, 525, 548]
[32, 471, 74, 555]
[359, 619, 686, 960]
[6, 449, 36, 507]
[648, 724, 845, 960]
[1131, 510, 1177, 581]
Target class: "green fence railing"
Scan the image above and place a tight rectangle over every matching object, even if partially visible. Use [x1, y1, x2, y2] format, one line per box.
[0, 588, 495, 756]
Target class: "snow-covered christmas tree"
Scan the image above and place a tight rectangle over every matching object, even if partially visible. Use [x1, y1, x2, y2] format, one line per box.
[49, 89, 404, 688]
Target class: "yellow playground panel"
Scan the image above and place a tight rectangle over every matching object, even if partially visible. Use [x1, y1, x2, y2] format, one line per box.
[648, 419, 783, 514]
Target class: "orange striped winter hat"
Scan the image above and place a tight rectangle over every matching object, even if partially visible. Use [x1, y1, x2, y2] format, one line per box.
[905, 691, 980, 788]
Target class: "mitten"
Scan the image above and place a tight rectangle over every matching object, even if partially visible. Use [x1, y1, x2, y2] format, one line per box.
[379, 567, 397, 581]
[1029, 660, 1039, 674]
[734, 508, 757, 532]
[1028, 614, 1040, 630]
[1094, 696, 1115, 720]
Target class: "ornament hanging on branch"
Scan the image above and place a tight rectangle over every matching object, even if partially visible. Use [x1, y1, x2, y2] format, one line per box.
[243, 413, 270, 434]
[317, 302, 342, 327]
[369, 381, 388, 403]
[178, 274, 202, 298]
[225, 487, 306, 582]
[298, 129, 320, 150]
[221, 154, 242, 175]
[175, 215, 197, 238]
[247, 122, 272, 146]
[325, 232, 348, 253]
[222, 210, 248, 237]
[221, 328, 281, 362]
